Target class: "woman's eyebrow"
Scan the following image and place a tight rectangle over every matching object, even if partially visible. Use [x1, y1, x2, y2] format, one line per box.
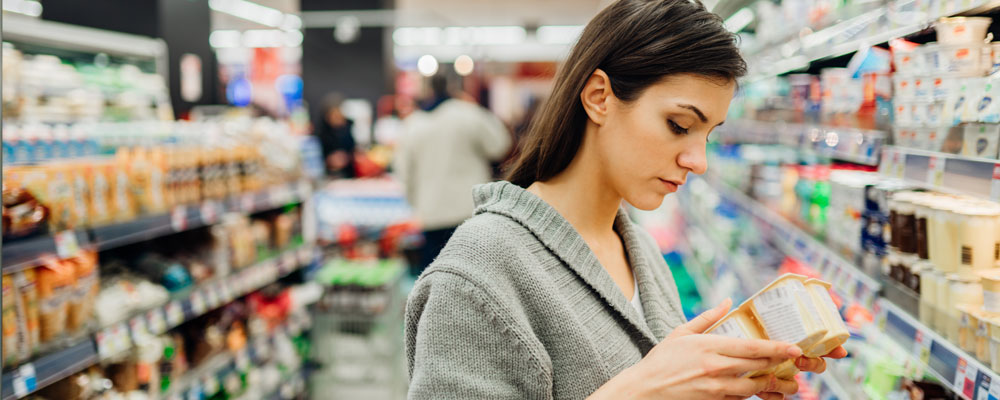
[676, 104, 707, 123]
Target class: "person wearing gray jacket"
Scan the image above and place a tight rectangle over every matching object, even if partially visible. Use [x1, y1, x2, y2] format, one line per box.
[405, 0, 845, 399]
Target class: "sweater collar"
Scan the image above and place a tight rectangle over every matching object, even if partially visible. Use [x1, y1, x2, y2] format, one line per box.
[472, 181, 671, 346]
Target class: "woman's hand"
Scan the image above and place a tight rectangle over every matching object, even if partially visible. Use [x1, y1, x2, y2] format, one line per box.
[588, 299, 803, 400]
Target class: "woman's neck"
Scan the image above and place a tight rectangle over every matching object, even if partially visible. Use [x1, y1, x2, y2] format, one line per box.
[526, 126, 621, 238]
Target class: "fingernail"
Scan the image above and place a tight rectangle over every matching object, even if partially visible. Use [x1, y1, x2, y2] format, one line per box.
[787, 347, 802, 358]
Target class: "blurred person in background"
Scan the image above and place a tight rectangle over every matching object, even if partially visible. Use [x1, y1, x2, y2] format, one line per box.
[394, 73, 512, 276]
[313, 93, 356, 178]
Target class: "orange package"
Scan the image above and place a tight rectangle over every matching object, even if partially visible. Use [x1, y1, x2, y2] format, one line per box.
[14, 269, 40, 357]
[66, 250, 99, 333]
[2, 275, 18, 367]
[85, 162, 114, 227]
[37, 258, 75, 343]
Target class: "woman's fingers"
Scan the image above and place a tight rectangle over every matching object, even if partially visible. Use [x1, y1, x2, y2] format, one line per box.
[756, 393, 784, 400]
[707, 355, 775, 376]
[669, 298, 733, 338]
[711, 337, 802, 361]
[823, 346, 848, 359]
[795, 356, 826, 373]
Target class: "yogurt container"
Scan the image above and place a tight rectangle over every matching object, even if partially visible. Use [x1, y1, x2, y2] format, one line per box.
[893, 75, 915, 100]
[803, 279, 850, 358]
[956, 207, 1000, 274]
[918, 261, 939, 327]
[946, 273, 984, 342]
[748, 274, 829, 352]
[980, 270, 1000, 314]
[934, 17, 993, 45]
[959, 304, 981, 353]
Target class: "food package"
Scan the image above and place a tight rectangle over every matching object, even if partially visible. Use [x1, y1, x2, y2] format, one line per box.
[111, 152, 136, 221]
[14, 269, 40, 358]
[67, 163, 91, 228]
[3, 275, 19, 367]
[803, 279, 850, 357]
[85, 162, 113, 226]
[37, 258, 76, 343]
[2, 184, 49, 238]
[706, 274, 847, 379]
[274, 213, 294, 250]
[66, 250, 99, 333]
[45, 166, 76, 230]
[961, 123, 1000, 159]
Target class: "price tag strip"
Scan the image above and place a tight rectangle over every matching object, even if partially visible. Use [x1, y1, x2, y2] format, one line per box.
[11, 364, 37, 398]
[53, 231, 81, 259]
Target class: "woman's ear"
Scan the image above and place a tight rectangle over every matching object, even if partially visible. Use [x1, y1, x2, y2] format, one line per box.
[580, 69, 613, 126]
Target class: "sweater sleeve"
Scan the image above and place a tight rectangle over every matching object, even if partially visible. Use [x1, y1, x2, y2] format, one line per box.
[405, 270, 553, 400]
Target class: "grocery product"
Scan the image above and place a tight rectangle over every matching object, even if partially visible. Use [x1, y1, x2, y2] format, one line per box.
[2, 275, 17, 367]
[37, 258, 76, 343]
[962, 123, 1000, 158]
[66, 250, 100, 332]
[803, 279, 850, 357]
[934, 17, 993, 45]
[14, 269, 40, 358]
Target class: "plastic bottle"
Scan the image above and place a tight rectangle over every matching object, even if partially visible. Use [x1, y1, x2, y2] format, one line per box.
[810, 166, 832, 237]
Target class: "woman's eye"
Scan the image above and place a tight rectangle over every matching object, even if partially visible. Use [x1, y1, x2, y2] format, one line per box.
[668, 120, 689, 135]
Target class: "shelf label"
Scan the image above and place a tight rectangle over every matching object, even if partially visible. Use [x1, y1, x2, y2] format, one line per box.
[165, 300, 185, 327]
[171, 206, 188, 232]
[979, 373, 991, 400]
[147, 308, 167, 334]
[894, 151, 905, 178]
[991, 164, 1000, 202]
[54, 231, 81, 259]
[989, 375, 1000, 399]
[200, 201, 219, 225]
[956, 358, 979, 399]
[914, 331, 932, 366]
[928, 156, 945, 186]
[12, 363, 37, 397]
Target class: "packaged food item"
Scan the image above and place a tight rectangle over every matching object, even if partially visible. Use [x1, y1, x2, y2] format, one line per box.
[802, 279, 850, 357]
[945, 274, 984, 342]
[919, 262, 939, 326]
[956, 207, 1000, 274]
[37, 259, 76, 343]
[976, 315, 991, 364]
[85, 162, 113, 226]
[14, 269, 40, 358]
[706, 308, 792, 378]
[959, 305, 981, 353]
[2, 184, 49, 239]
[3, 275, 18, 367]
[989, 318, 1000, 372]
[67, 163, 91, 228]
[961, 123, 1000, 158]
[66, 250, 99, 333]
[111, 151, 136, 221]
[979, 80, 1000, 123]
[934, 17, 992, 45]
[748, 275, 829, 352]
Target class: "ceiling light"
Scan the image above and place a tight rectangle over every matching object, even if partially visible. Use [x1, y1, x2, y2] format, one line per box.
[209, 0, 295, 29]
[454, 55, 474, 76]
[417, 55, 439, 77]
[393, 26, 526, 46]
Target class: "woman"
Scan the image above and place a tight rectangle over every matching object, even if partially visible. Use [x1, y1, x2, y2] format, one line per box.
[405, 1, 846, 399]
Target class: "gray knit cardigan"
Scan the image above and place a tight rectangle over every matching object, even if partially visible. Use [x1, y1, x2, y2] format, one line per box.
[405, 181, 688, 399]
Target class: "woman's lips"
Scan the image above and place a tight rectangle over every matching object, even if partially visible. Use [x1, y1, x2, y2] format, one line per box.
[658, 178, 679, 192]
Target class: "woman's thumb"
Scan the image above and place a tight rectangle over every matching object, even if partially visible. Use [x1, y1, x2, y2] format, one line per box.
[668, 298, 733, 338]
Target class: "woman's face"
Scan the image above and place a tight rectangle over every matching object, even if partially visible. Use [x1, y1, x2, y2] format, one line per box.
[597, 73, 735, 211]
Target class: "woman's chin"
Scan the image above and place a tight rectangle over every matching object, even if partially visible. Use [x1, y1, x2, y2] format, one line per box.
[626, 193, 668, 211]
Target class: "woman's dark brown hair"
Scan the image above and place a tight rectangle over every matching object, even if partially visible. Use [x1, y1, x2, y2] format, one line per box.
[505, 0, 746, 187]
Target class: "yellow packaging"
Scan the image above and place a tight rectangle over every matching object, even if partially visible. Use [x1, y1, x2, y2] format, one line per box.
[37, 259, 75, 343]
[707, 308, 788, 378]
[85, 162, 113, 226]
[14, 269, 40, 357]
[2, 275, 18, 367]
[959, 305, 980, 353]
[66, 250, 99, 333]
[803, 279, 851, 357]
[748, 274, 829, 352]
[67, 163, 91, 228]
[112, 151, 136, 221]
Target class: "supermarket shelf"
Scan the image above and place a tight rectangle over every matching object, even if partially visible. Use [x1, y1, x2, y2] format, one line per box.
[745, 0, 1000, 81]
[702, 176, 883, 309]
[716, 120, 886, 166]
[0, 245, 317, 400]
[876, 298, 997, 400]
[879, 146, 1000, 202]
[2, 180, 312, 273]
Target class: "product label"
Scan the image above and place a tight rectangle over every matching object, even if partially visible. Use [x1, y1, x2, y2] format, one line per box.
[928, 156, 945, 187]
[978, 320, 989, 337]
[989, 372, 1000, 400]
[12, 363, 37, 397]
[811, 285, 845, 329]
[753, 282, 810, 344]
[171, 206, 187, 232]
[963, 246, 974, 266]
[54, 231, 81, 259]
[711, 319, 748, 339]
[956, 358, 979, 399]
